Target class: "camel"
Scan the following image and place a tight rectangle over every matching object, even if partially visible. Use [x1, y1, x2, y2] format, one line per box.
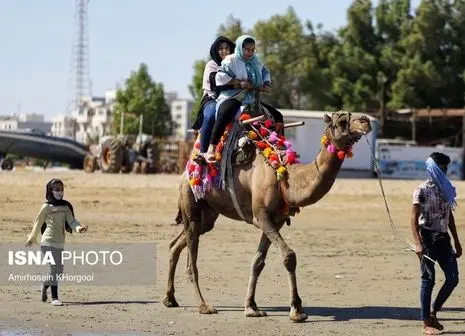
[162, 110, 373, 322]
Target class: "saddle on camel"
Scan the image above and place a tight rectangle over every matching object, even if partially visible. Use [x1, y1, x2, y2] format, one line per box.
[185, 90, 303, 218]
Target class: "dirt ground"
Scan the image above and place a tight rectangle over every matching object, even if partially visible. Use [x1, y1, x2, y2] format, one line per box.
[0, 170, 464, 336]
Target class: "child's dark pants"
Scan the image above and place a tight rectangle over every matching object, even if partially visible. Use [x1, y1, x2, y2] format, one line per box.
[41, 245, 64, 300]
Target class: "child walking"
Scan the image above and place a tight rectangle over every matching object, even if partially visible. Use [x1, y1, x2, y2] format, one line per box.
[411, 152, 462, 334]
[26, 178, 87, 306]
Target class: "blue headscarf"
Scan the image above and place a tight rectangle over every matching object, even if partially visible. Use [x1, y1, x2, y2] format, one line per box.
[425, 157, 457, 209]
[234, 35, 263, 88]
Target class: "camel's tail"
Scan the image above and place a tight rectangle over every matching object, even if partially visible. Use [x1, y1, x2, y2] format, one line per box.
[169, 206, 184, 250]
[170, 204, 183, 226]
[174, 208, 182, 224]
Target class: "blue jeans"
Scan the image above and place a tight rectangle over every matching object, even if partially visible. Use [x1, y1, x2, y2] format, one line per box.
[199, 101, 216, 153]
[420, 230, 459, 321]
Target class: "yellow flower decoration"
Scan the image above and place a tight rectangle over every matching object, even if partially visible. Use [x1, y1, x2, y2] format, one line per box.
[277, 166, 287, 175]
[248, 131, 258, 140]
[276, 166, 287, 180]
[263, 147, 272, 158]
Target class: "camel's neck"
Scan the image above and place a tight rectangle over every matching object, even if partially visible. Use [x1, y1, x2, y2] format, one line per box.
[285, 144, 344, 207]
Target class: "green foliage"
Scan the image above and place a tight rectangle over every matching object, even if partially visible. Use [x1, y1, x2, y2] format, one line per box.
[188, 59, 207, 122]
[187, 0, 465, 140]
[217, 15, 247, 41]
[113, 63, 172, 136]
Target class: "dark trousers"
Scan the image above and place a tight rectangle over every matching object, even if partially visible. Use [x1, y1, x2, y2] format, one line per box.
[199, 101, 217, 153]
[41, 245, 64, 299]
[210, 99, 242, 145]
[419, 229, 459, 321]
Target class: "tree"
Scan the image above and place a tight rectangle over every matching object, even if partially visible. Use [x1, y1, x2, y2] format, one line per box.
[217, 15, 246, 42]
[328, 0, 380, 112]
[113, 63, 172, 136]
[390, 0, 450, 109]
[252, 7, 309, 109]
[185, 0, 465, 135]
[188, 59, 207, 120]
[299, 22, 342, 110]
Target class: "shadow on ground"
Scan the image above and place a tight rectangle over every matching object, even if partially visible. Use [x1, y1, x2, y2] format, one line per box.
[212, 305, 465, 322]
[64, 300, 157, 306]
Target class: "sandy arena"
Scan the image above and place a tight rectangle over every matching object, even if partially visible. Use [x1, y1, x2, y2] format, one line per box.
[0, 170, 463, 336]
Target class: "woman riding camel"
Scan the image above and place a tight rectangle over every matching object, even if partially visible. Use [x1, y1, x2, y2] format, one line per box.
[205, 34, 284, 163]
[191, 36, 236, 162]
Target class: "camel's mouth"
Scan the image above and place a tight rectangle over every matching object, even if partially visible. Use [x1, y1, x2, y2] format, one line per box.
[324, 112, 372, 149]
[344, 116, 372, 147]
[350, 117, 372, 137]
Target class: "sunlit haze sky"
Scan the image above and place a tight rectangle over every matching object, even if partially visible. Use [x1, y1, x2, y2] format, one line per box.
[1, 0, 420, 121]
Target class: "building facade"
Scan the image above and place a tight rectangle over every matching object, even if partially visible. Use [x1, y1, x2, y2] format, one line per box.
[0, 114, 52, 134]
[170, 99, 194, 140]
[50, 115, 77, 139]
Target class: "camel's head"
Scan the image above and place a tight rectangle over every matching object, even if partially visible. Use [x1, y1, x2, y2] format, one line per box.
[323, 111, 372, 150]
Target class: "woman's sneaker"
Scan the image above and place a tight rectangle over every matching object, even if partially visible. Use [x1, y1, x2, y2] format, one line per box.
[51, 299, 63, 306]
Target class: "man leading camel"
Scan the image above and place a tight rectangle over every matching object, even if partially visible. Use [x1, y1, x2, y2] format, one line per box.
[410, 152, 462, 335]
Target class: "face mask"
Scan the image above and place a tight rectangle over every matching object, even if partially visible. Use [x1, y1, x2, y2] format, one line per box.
[52, 191, 63, 200]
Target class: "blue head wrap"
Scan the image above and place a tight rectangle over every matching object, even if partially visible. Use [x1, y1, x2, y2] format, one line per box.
[234, 35, 263, 88]
[425, 156, 457, 209]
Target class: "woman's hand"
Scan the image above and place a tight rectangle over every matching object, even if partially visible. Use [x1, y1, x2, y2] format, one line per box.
[240, 80, 253, 90]
[415, 243, 423, 260]
[455, 240, 462, 258]
[262, 84, 271, 93]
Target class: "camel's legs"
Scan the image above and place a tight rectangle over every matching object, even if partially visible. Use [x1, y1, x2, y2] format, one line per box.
[244, 232, 271, 317]
[265, 229, 307, 322]
[184, 220, 217, 314]
[162, 230, 187, 308]
[178, 182, 217, 315]
[162, 209, 218, 309]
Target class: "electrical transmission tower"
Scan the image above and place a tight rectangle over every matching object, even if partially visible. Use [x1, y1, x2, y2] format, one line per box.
[66, 0, 92, 117]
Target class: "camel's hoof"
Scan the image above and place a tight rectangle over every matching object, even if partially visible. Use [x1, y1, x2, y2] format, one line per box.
[162, 295, 179, 308]
[244, 307, 268, 317]
[290, 310, 308, 322]
[199, 303, 217, 314]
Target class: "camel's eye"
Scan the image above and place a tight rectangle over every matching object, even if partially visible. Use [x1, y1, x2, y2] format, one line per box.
[338, 119, 347, 128]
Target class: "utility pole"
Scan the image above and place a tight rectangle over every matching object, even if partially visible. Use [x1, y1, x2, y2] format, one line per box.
[411, 109, 416, 143]
[377, 72, 387, 137]
[120, 111, 124, 136]
[66, 0, 92, 141]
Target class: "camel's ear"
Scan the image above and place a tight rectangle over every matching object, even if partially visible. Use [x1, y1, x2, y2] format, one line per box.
[323, 113, 332, 124]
